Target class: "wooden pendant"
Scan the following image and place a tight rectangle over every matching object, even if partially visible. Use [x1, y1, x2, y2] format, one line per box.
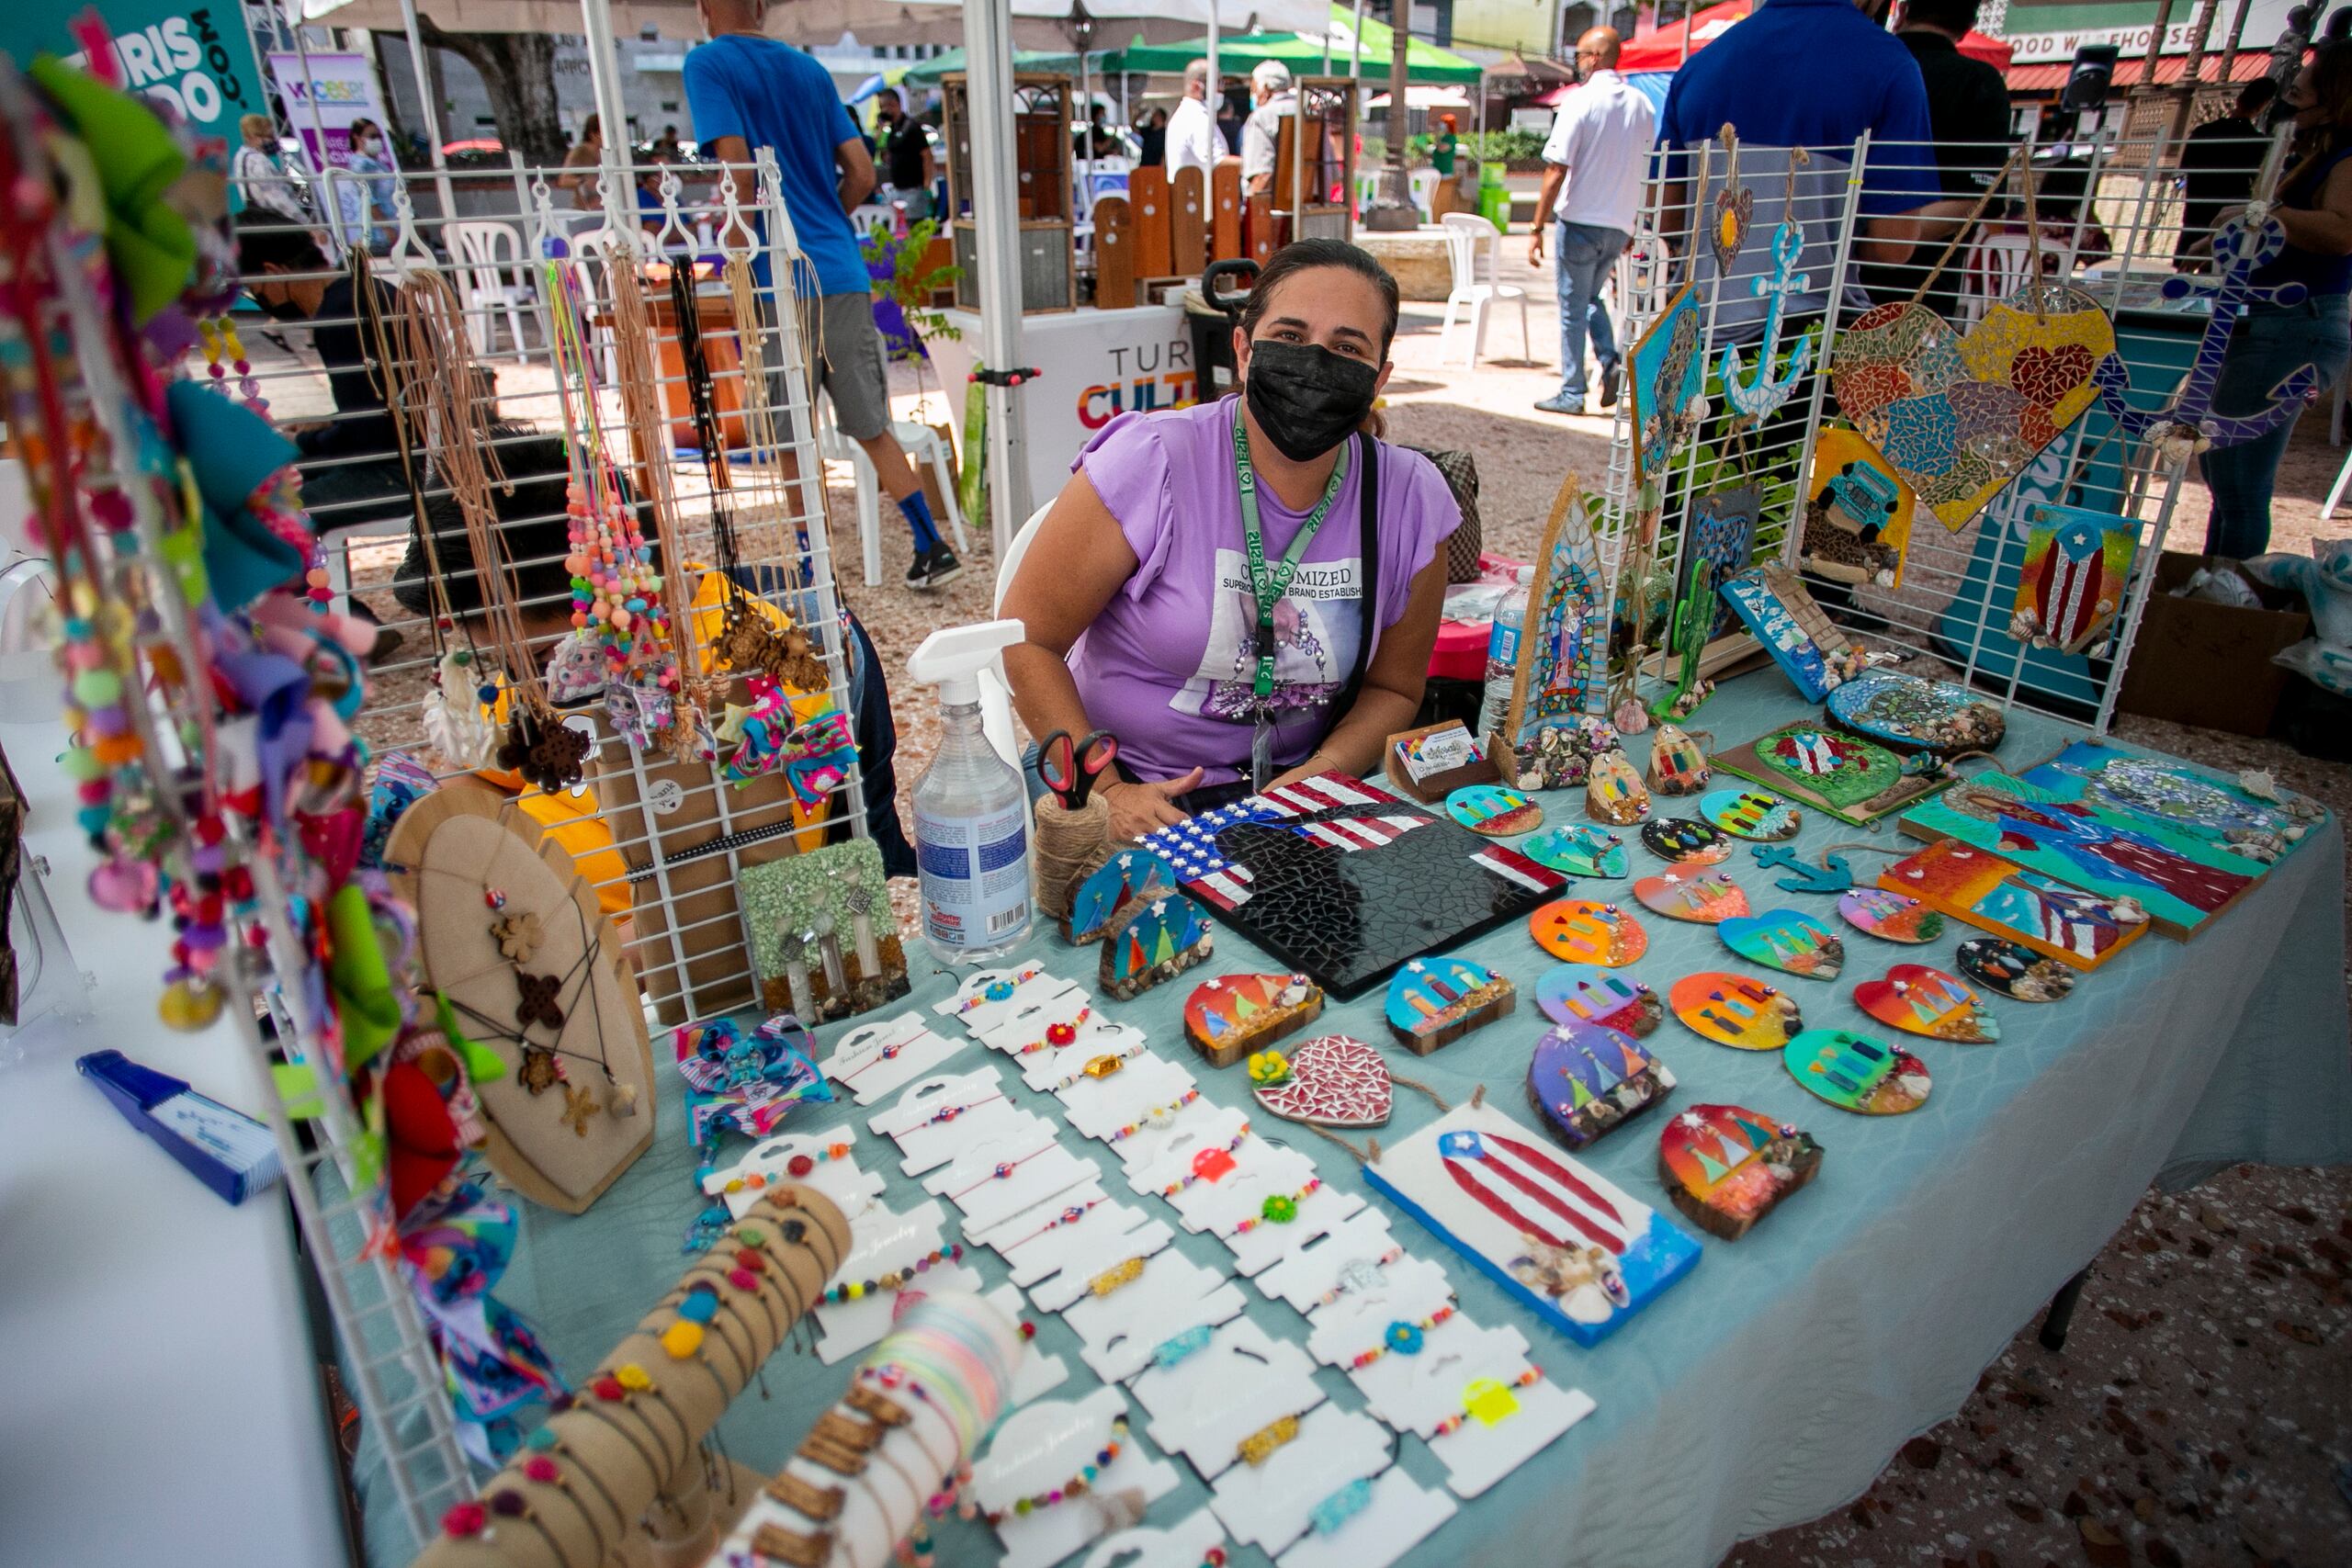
[1668, 971, 1803, 1051]
[1783, 1027, 1930, 1115]
[1718, 908, 1846, 980]
[1529, 898, 1648, 966]
[1852, 963, 2002, 1043]
[1527, 1019, 1675, 1150]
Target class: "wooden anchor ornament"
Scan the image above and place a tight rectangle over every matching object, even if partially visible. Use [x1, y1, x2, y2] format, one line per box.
[1748, 842, 1856, 895]
[1658, 1104, 1823, 1241]
[1719, 147, 1816, 425]
[1384, 955, 1516, 1054]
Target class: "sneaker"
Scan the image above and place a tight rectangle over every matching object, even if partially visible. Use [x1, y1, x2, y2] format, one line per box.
[906, 545, 964, 591]
[368, 626, 405, 664]
[1534, 393, 1586, 416]
[1599, 362, 1623, 410]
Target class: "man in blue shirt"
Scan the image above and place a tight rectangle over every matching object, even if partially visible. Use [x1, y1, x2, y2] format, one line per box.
[686, 0, 961, 590]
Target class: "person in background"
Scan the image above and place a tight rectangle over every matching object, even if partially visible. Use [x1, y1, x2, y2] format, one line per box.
[234, 113, 312, 227]
[558, 113, 605, 211]
[2177, 77, 2280, 270]
[1080, 102, 1118, 159]
[1529, 28, 1653, 417]
[684, 0, 961, 589]
[653, 122, 684, 160]
[341, 117, 398, 254]
[1428, 113, 1464, 219]
[2202, 43, 2352, 558]
[875, 89, 933, 220]
[1241, 61, 1296, 197]
[1166, 60, 1221, 178]
[1137, 106, 1168, 167]
[1217, 92, 1246, 157]
[1860, 0, 2013, 319]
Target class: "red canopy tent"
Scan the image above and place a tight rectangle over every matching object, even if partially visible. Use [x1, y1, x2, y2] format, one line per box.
[1615, 0, 2012, 73]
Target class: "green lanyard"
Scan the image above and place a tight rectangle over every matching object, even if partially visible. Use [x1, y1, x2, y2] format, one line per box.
[1234, 411, 1351, 704]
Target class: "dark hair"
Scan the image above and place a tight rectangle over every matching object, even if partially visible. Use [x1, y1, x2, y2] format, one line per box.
[1237, 238, 1402, 356]
[581, 113, 602, 141]
[2286, 40, 2352, 187]
[236, 222, 330, 277]
[391, 426, 586, 616]
[350, 117, 381, 142]
[1902, 0, 1979, 36]
[2235, 75, 2280, 117]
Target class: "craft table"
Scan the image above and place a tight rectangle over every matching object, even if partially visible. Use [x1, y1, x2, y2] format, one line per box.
[352, 671, 2351, 1568]
[0, 717, 346, 1568]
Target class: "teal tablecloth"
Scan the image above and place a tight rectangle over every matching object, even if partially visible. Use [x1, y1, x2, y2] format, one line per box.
[357, 672, 2352, 1568]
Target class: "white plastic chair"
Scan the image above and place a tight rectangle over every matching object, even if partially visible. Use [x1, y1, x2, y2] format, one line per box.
[1353, 170, 1382, 217]
[1437, 213, 1530, 369]
[849, 205, 893, 240]
[977, 502, 1051, 768]
[1408, 168, 1441, 220]
[817, 391, 973, 587]
[1959, 231, 2033, 325]
[447, 220, 533, 356]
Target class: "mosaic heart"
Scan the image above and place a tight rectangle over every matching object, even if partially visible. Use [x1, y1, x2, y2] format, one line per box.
[1642, 817, 1731, 865]
[1527, 1019, 1675, 1150]
[1852, 963, 2002, 1043]
[1702, 787, 1802, 840]
[1830, 285, 2117, 531]
[1633, 869, 1750, 924]
[1447, 784, 1542, 836]
[1783, 1028, 1931, 1115]
[1659, 1102, 1823, 1241]
[1254, 1033, 1392, 1128]
[1668, 971, 1804, 1050]
[1521, 824, 1629, 878]
[1838, 886, 1945, 943]
[1529, 898, 1648, 965]
[1719, 908, 1845, 980]
[1536, 964, 1662, 1036]
[1956, 937, 2075, 1003]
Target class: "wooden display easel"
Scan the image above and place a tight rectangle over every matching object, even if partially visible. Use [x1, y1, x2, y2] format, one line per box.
[943, 73, 1078, 314]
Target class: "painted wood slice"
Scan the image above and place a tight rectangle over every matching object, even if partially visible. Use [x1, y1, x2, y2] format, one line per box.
[1669, 971, 1804, 1051]
[1521, 824, 1630, 878]
[1646, 722, 1713, 796]
[1527, 1019, 1676, 1150]
[1530, 899, 1648, 965]
[1642, 817, 1732, 865]
[1702, 787, 1802, 840]
[1536, 965, 1662, 1037]
[1065, 849, 1177, 945]
[1633, 869, 1751, 924]
[1385, 954, 1515, 1053]
[1447, 784, 1542, 836]
[1658, 1103, 1824, 1241]
[1183, 971, 1324, 1067]
[1718, 908, 1846, 980]
[1254, 1034, 1392, 1129]
[1852, 964, 2002, 1043]
[1956, 937, 2076, 1003]
[1838, 886, 1946, 943]
[1102, 894, 1213, 1001]
[1783, 1028, 1930, 1115]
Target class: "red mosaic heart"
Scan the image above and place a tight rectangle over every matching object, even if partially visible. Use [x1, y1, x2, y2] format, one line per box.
[1254, 1034, 1393, 1129]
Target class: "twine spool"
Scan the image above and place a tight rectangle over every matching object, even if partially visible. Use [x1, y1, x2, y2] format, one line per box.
[1033, 792, 1115, 920]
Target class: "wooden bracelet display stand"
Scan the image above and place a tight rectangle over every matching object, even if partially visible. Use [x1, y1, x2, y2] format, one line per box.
[414, 1184, 854, 1568]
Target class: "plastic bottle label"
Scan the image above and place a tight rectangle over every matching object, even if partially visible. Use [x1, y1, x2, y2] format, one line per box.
[1485, 619, 1521, 678]
[914, 800, 1031, 950]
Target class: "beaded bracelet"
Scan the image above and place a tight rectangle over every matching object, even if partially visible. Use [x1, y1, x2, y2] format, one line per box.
[717, 1142, 854, 1198]
[978, 1417, 1127, 1525]
[916, 1089, 1004, 1128]
[820, 1245, 965, 1306]
[1430, 1369, 1544, 1438]
[522, 1427, 628, 1539]
[995, 1197, 1104, 1252]
[1235, 1411, 1303, 1467]
[947, 1146, 1050, 1201]
[1088, 1256, 1146, 1297]
[1018, 1010, 1091, 1055]
[946, 963, 1045, 1019]
[1316, 1247, 1406, 1307]
[1104, 1089, 1202, 1145]
[517, 1451, 611, 1556]
[1042, 1041, 1143, 1093]
[1226, 1178, 1321, 1236]
[564, 1390, 666, 1491]
[1156, 1127, 1251, 1199]
[1342, 1304, 1457, 1370]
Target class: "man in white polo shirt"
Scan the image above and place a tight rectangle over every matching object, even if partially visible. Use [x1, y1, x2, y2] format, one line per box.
[1165, 59, 1220, 179]
[1529, 27, 1654, 416]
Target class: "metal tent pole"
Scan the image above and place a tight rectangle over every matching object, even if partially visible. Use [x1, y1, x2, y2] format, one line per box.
[580, 0, 635, 227]
[397, 0, 458, 231]
[967, 0, 1035, 547]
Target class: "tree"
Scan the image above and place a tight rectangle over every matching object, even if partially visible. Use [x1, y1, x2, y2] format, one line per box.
[411, 15, 570, 165]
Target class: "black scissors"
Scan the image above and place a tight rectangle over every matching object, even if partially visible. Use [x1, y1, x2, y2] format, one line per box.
[1036, 728, 1118, 811]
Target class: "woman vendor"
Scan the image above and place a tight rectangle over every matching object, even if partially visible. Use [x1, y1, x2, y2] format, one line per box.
[1001, 239, 1460, 840]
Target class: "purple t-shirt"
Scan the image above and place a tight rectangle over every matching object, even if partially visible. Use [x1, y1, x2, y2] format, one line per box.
[1069, 396, 1460, 787]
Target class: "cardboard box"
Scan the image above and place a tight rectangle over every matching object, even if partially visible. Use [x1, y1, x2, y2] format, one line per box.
[2115, 553, 2310, 737]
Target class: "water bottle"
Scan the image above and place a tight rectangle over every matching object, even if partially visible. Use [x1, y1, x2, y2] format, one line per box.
[906, 621, 1033, 964]
[1476, 568, 1534, 739]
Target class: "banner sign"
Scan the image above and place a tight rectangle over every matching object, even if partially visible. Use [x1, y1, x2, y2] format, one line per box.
[0, 4, 262, 130]
[1996, 0, 2296, 64]
[267, 50, 390, 168]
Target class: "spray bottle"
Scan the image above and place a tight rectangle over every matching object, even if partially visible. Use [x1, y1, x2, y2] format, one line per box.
[905, 620, 1032, 964]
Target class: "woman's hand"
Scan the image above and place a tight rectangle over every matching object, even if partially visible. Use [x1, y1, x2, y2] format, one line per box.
[1100, 769, 1204, 840]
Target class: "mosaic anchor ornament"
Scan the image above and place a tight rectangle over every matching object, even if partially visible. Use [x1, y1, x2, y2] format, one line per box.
[1632, 868, 1749, 924]
[1536, 965, 1663, 1037]
[1529, 899, 1649, 965]
[1719, 908, 1846, 980]
[1385, 955, 1517, 1054]
[1719, 152, 1817, 425]
[1669, 971, 1804, 1051]
[1957, 937, 2077, 1003]
[2011, 502, 2137, 655]
[1521, 823, 1629, 878]
[1659, 1104, 1823, 1241]
[1853, 963, 2002, 1043]
[1526, 1019, 1677, 1151]
[1831, 281, 2118, 531]
[1783, 1029, 1930, 1116]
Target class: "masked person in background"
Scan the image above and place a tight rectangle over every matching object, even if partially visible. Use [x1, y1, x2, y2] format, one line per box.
[1001, 240, 1460, 834]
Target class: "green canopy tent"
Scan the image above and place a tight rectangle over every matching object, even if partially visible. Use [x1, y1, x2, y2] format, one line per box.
[1101, 7, 1482, 84]
[901, 47, 1083, 87]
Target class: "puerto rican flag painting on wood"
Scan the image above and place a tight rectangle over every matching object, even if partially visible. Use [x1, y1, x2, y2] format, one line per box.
[1362, 1102, 1701, 1347]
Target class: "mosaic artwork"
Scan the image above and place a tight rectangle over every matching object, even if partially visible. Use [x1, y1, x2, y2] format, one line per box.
[1536, 965, 1662, 1036]
[1642, 817, 1732, 865]
[2010, 502, 2138, 655]
[1385, 955, 1517, 1053]
[1782, 1029, 1930, 1115]
[1521, 824, 1629, 878]
[1838, 886, 1945, 943]
[1718, 908, 1845, 980]
[1138, 773, 1564, 998]
[1710, 129, 1751, 276]
[1702, 787, 1803, 841]
[1633, 869, 1750, 924]
[1956, 937, 2076, 1003]
[740, 838, 910, 1021]
[1668, 971, 1804, 1051]
[1526, 1019, 1677, 1150]
[1658, 1103, 1823, 1241]
[1102, 894, 1215, 1001]
[1853, 963, 2002, 1043]
[1503, 479, 1610, 753]
[1647, 723, 1713, 797]
[1719, 563, 1861, 703]
[1676, 486, 1762, 646]
[1878, 837, 2149, 971]
[1799, 428, 1915, 589]
[1253, 1033, 1392, 1129]
[1629, 282, 1708, 490]
[1066, 850, 1177, 945]
[1713, 721, 1948, 829]
[2017, 741, 2325, 867]
[1897, 772, 2264, 939]
[1361, 1103, 1702, 1347]
[1720, 215, 1815, 425]
[1830, 283, 2119, 530]
[1448, 784, 1542, 837]
[1529, 899, 1649, 965]
[1824, 669, 2007, 754]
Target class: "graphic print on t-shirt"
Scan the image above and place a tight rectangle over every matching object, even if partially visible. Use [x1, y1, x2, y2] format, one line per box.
[1188, 547, 1363, 724]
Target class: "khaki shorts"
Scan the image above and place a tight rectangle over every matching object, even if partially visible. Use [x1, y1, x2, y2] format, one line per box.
[767, 290, 893, 443]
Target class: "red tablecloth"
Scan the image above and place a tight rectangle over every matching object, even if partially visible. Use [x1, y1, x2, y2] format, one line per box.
[1430, 555, 1530, 682]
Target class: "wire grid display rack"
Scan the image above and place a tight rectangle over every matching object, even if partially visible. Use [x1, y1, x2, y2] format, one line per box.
[1593, 128, 2284, 734]
[214, 152, 873, 1542]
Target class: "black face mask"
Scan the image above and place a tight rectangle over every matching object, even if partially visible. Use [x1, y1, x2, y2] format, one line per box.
[1243, 339, 1379, 462]
[257, 288, 308, 322]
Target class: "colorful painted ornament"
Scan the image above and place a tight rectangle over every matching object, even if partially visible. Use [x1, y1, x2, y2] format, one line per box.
[1101, 894, 1213, 1002]
[1385, 954, 1516, 1054]
[1748, 842, 1856, 895]
[1783, 1028, 1930, 1115]
[1852, 964, 2002, 1043]
[1633, 869, 1749, 924]
[1658, 1103, 1823, 1241]
[1585, 749, 1651, 825]
[1446, 784, 1542, 837]
[1641, 817, 1731, 865]
[1718, 908, 1846, 980]
[1521, 823, 1629, 878]
[1668, 971, 1803, 1051]
[1837, 886, 1946, 944]
[2011, 502, 2136, 654]
[1955, 937, 2075, 1003]
[1536, 965, 1661, 1038]
[1253, 1033, 1397, 1129]
[1182, 971, 1323, 1067]
[1529, 899, 1648, 966]
[1876, 837, 2145, 971]
[1645, 723, 1713, 796]
[1702, 787, 1801, 841]
[1527, 1018, 1676, 1150]
[1065, 850, 1176, 945]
